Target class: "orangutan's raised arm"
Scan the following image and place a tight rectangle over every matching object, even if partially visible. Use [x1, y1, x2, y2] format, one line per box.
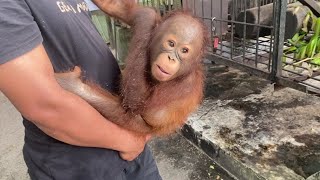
[120, 8, 160, 113]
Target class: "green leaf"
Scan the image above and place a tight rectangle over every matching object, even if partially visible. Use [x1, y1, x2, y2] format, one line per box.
[316, 37, 320, 52]
[288, 33, 306, 46]
[306, 35, 318, 57]
[311, 58, 320, 65]
[314, 18, 320, 36]
[298, 45, 307, 59]
[314, 52, 320, 58]
[291, 33, 300, 42]
[284, 46, 297, 54]
[302, 13, 311, 33]
[311, 13, 317, 31]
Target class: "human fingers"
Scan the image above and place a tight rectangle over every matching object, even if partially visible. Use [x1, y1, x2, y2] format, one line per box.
[120, 151, 141, 161]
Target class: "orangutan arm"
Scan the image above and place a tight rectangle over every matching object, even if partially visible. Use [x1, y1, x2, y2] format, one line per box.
[55, 70, 153, 135]
[142, 73, 204, 135]
[120, 8, 160, 112]
[55, 69, 203, 136]
[56, 70, 200, 136]
[142, 95, 202, 136]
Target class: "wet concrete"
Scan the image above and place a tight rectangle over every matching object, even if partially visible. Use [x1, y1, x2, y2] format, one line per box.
[184, 64, 320, 179]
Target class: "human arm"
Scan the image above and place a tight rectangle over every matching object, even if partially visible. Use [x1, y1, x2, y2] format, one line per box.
[91, 0, 136, 25]
[0, 44, 148, 160]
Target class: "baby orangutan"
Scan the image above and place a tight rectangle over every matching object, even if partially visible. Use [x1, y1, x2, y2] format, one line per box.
[55, 6, 208, 136]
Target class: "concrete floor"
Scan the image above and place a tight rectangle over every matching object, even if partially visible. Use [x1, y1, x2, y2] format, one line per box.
[184, 64, 320, 180]
[0, 92, 28, 180]
[0, 92, 234, 180]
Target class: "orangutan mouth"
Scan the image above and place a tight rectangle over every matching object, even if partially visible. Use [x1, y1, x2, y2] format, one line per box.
[157, 65, 170, 75]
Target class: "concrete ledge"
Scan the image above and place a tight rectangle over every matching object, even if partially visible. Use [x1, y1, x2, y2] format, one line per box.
[181, 124, 265, 180]
[181, 64, 320, 180]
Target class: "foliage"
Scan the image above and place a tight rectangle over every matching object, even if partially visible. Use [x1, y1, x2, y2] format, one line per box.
[283, 8, 320, 76]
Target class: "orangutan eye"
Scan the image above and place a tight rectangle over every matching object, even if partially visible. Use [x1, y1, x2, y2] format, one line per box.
[182, 48, 189, 53]
[168, 40, 175, 47]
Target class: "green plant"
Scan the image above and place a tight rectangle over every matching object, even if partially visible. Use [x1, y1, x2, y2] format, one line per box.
[283, 10, 320, 76]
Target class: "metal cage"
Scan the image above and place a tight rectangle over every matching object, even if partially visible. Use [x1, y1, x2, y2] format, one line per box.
[183, 0, 320, 95]
[105, 0, 320, 95]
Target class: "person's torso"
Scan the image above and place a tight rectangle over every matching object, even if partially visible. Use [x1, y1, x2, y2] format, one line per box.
[26, 0, 121, 91]
[23, 0, 121, 146]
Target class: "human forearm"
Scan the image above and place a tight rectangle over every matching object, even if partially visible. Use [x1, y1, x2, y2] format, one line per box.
[30, 89, 134, 151]
[0, 44, 144, 153]
[2, 81, 137, 152]
[92, 0, 136, 25]
[31, 88, 150, 161]
[92, 0, 159, 27]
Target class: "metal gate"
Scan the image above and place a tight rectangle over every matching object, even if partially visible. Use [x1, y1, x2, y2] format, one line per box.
[104, 0, 320, 95]
[137, 0, 320, 94]
[182, 0, 320, 94]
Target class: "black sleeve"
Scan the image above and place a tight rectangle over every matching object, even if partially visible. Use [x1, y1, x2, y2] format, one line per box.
[0, 0, 43, 64]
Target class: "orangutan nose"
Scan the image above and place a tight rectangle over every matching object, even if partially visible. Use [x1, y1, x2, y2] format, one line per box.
[168, 55, 175, 62]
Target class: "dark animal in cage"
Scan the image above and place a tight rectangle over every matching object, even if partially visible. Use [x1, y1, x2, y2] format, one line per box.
[233, 1, 315, 39]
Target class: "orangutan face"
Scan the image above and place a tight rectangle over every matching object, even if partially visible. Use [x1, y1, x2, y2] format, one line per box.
[150, 15, 204, 82]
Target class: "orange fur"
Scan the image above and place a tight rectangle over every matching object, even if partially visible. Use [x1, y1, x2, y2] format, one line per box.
[56, 7, 208, 136]
[95, 9, 208, 135]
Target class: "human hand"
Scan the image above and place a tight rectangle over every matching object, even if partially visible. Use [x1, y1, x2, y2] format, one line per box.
[91, 0, 136, 24]
[119, 132, 152, 161]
